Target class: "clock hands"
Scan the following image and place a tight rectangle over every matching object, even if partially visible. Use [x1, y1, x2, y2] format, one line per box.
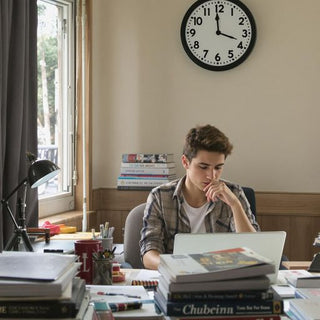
[215, 14, 221, 34]
[214, 13, 237, 40]
[219, 32, 237, 40]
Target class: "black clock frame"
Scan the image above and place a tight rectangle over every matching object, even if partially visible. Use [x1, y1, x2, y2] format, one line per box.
[180, 0, 257, 71]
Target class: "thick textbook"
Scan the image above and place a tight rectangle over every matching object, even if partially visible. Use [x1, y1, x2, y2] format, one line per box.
[154, 291, 283, 317]
[0, 262, 80, 297]
[283, 269, 320, 288]
[159, 247, 275, 284]
[157, 287, 274, 302]
[0, 277, 85, 318]
[122, 153, 174, 163]
[158, 274, 271, 293]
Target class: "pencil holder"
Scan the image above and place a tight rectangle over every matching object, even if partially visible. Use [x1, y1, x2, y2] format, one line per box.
[92, 258, 113, 285]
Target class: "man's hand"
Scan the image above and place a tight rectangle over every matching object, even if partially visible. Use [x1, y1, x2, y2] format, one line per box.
[203, 179, 238, 207]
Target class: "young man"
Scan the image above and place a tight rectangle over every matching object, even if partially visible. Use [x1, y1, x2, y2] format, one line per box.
[140, 124, 260, 270]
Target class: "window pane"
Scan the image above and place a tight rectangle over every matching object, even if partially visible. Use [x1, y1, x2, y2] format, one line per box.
[37, 0, 75, 216]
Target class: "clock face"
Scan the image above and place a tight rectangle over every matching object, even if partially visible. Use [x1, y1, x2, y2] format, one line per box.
[181, 0, 256, 71]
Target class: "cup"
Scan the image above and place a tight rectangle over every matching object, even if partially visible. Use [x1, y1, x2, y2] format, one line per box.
[92, 258, 113, 285]
[74, 239, 102, 284]
[100, 237, 113, 251]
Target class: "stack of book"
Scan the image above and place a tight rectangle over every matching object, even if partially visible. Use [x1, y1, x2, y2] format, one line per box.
[117, 153, 177, 190]
[0, 251, 91, 319]
[286, 288, 320, 320]
[154, 247, 284, 320]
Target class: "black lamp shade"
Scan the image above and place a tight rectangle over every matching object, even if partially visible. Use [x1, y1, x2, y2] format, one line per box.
[28, 159, 60, 188]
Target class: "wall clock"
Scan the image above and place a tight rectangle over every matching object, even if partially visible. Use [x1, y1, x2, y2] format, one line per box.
[180, 0, 256, 71]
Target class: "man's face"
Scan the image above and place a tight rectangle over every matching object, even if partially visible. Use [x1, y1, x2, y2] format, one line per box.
[182, 150, 225, 192]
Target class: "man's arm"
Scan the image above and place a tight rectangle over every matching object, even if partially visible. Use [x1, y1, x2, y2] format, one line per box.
[203, 180, 257, 232]
[229, 199, 256, 232]
[142, 249, 161, 270]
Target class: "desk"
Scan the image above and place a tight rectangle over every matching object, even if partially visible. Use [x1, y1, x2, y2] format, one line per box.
[282, 261, 311, 270]
[31, 237, 124, 264]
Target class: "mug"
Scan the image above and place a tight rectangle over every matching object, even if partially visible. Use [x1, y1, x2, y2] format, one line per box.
[74, 239, 102, 284]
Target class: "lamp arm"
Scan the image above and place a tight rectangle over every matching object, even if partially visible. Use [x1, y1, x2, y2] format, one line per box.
[1, 177, 28, 203]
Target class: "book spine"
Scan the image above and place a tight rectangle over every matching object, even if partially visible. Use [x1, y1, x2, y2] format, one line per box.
[0, 301, 77, 318]
[117, 186, 153, 191]
[120, 174, 176, 178]
[121, 162, 175, 168]
[154, 294, 283, 317]
[167, 290, 274, 301]
[117, 178, 172, 187]
[172, 315, 281, 320]
[120, 167, 175, 174]
[122, 153, 173, 163]
[131, 280, 159, 290]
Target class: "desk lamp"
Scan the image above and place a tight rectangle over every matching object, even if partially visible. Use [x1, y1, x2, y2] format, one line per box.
[1, 152, 60, 251]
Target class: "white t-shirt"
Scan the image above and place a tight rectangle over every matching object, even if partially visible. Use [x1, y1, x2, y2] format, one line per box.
[182, 197, 211, 233]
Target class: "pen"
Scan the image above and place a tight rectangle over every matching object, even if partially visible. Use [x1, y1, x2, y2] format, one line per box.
[108, 226, 115, 237]
[99, 224, 104, 238]
[97, 292, 141, 299]
[108, 301, 142, 312]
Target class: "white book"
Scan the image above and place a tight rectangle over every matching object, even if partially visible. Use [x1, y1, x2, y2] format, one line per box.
[283, 269, 320, 288]
[117, 178, 174, 187]
[289, 299, 320, 320]
[120, 167, 176, 175]
[120, 162, 175, 169]
[0, 262, 80, 297]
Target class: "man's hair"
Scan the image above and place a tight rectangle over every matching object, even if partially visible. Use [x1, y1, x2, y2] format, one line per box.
[183, 124, 233, 161]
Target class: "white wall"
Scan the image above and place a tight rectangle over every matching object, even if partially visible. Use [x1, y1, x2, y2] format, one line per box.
[92, 0, 320, 192]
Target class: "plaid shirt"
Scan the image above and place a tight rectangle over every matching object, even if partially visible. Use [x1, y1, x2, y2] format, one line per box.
[139, 176, 260, 257]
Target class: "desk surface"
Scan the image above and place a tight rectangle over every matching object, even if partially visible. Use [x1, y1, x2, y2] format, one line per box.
[31, 239, 124, 264]
[282, 261, 311, 270]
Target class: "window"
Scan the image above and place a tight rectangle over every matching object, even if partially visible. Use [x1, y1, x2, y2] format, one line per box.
[37, 0, 76, 217]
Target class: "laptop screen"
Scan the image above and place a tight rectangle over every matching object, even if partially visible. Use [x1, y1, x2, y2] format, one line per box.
[173, 231, 286, 284]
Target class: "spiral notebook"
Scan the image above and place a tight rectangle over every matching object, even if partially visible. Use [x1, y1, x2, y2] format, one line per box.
[173, 231, 286, 284]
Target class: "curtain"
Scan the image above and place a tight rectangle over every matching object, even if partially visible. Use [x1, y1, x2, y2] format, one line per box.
[0, 0, 38, 251]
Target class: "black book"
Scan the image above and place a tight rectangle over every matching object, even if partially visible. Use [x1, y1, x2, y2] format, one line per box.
[157, 285, 274, 302]
[154, 290, 283, 317]
[0, 277, 86, 318]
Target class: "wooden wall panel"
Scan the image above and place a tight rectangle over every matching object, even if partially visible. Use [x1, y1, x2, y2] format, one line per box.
[92, 188, 320, 260]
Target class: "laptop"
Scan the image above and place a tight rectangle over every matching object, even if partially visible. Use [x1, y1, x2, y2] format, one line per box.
[173, 231, 286, 283]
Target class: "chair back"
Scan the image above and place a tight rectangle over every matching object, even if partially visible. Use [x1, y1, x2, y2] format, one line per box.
[123, 203, 146, 268]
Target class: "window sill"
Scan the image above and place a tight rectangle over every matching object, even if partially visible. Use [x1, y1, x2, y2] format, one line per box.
[39, 210, 95, 232]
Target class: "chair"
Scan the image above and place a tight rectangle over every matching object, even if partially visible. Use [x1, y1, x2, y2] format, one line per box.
[242, 186, 256, 216]
[123, 203, 146, 268]
[122, 186, 287, 269]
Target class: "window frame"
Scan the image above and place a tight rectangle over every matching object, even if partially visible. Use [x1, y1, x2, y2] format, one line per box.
[37, 0, 76, 218]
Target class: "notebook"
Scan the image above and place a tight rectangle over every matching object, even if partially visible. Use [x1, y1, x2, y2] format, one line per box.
[173, 231, 286, 283]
